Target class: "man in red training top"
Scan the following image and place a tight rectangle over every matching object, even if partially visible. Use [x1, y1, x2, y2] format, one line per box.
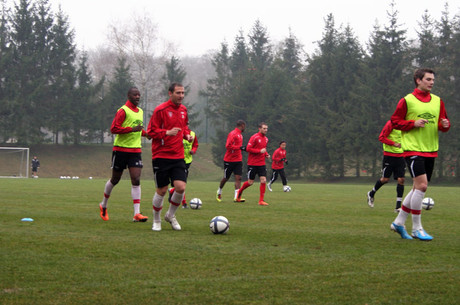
[99, 87, 150, 223]
[267, 141, 288, 192]
[216, 120, 246, 202]
[147, 83, 193, 232]
[236, 122, 270, 206]
[390, 68, 450, 241]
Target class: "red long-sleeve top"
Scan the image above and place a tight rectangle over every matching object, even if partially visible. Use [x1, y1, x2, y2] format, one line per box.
[246, 132, 269, 166]
[111, 100, 147, 153]
[147, 100, 190, 160]
[391, 88, 450, 157]
[379, 120, 403, 157]
[224, 128, 243, 162]
[271, 147, 286, 170]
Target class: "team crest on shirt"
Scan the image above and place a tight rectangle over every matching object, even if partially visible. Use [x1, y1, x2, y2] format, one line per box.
[181, 111, 185, 119]
[168, 112, 173, 117]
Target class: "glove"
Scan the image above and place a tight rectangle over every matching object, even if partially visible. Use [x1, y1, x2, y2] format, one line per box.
[240, 146, 246, 151]
[281, 158, 286, 161]
[285, 160, 288, 165]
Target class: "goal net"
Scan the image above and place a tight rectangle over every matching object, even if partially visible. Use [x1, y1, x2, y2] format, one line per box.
[0, 147, 30, 178]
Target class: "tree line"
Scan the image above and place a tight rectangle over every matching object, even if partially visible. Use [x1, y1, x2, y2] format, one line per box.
[202, 2, 460, 180]
[1, 0, 459, 180]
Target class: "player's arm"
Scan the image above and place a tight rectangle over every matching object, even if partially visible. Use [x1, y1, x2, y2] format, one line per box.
[438, 100, 450, 132]
[245, 136, 261, 154]
[110, 109, 136, 134]
[378, 121, 396, 146]
[191, 134, 199, 154]
[147, 109, 168, 139]
[391, 98, 414, 131]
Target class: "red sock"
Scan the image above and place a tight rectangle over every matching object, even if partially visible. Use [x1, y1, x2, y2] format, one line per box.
[238, 181, 250, 197]
[259, 183, 266, 201]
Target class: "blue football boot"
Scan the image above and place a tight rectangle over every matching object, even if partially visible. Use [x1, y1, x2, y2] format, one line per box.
[391, 223, 413, 240]
[412, 228, 433, 241]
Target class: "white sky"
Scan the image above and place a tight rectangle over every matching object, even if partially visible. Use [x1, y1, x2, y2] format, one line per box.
[9, 0, 460, 56]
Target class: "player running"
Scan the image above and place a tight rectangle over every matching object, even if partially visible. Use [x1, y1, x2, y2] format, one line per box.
[236, 122, 270, 206]
[216, 120, 246, 202]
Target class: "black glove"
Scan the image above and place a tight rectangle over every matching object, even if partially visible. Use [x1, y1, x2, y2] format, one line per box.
[240, 146, 246, 151]
[284, 160, 288, 165]
[281, 158, 286, 161]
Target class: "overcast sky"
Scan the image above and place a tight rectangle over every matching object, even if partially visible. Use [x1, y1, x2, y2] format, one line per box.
[10, 0, 460, 56]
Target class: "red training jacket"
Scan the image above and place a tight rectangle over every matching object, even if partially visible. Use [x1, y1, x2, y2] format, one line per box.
[271, 147, 286, 170]
[224, 128, 243, 162]
[246, 132, 268, 166]
[147, 100, 190, 160]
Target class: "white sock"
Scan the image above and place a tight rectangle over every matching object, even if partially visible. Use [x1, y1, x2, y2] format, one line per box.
[101, 180, 115, 208]
[152, 193, 164, 223]
[217, 188, 222, 195]
[234, 189, 239, 199]
[132, 185, 141, 215]
[411, 189, 425, 231]
[167, 191, 182, 217]
[394, 189, 413, 226]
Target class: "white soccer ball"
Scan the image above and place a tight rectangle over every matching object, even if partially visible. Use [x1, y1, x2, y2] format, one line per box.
[283, 185, 291, 192]
[210, 216, 229, 234]
[189, 198, 202, 210]
[422, 197, 435, 210]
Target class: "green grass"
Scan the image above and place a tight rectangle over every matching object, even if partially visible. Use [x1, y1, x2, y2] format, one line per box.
[1, 179, 459, 304]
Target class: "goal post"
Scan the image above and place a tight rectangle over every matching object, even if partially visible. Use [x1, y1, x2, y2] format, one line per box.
[0, 147, 30, 178]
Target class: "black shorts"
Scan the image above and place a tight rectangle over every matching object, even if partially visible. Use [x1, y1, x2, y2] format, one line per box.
[247, 165, 267, 180]
[152, 158, 187, 188]
[223, 161, 243, 179]
[405, 156, 435, 181]
[381, 156, 406, 179]
[111, 151, 143, 171]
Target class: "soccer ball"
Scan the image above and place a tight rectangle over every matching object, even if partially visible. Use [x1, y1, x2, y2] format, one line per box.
[422, 197, 435, 210]
[283, 185, 291, 192]
[189, 198, 202, 210]
[209, 216, 229, 234]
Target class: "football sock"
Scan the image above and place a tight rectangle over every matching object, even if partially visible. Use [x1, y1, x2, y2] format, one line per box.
[259, 183, 266, 201]
[132, 185, 141, 215]
[167, 191, 182, 216]
[101, 180, 115, 208]
[411, 189, 425, 231]
[234, 189, 239, 199]
[217, 188, 222, 195]
[152, 193, 164, 223]
[370, 180, 384, 197]
[396, 184, 404, 209]
[238, 181, 250, 197]
[182, 193, 187, 205]
[394, 189, 413, 226]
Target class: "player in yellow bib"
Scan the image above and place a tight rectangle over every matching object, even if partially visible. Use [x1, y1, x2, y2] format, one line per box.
[390, 69, 450, 241]
[99, 87, 151, 223]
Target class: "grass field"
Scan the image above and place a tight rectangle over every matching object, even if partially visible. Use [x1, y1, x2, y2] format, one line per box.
[1, 178, 459, 304]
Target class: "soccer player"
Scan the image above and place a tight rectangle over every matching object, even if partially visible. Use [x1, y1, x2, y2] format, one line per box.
[390, 68, 450, 241]
[366, 120, 405, 212]
[31, 156, 40, 178]
[99, 87, 150, 222]
[267, 141, 288, 192]
[216, 120, 246, 202]
[236, 122, 270, 206]
[169, 130, 199, 208]
[147, 83, 193, 232]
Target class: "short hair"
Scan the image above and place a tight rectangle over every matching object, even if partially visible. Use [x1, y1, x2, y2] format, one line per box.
[258, 122, 267, 128]
[169, 82, 184, 93]
[279, 141, 286, 146]
[413, 68, 435, 87]
[127, 87, 138, 95]
[236, 120, 246, 127]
